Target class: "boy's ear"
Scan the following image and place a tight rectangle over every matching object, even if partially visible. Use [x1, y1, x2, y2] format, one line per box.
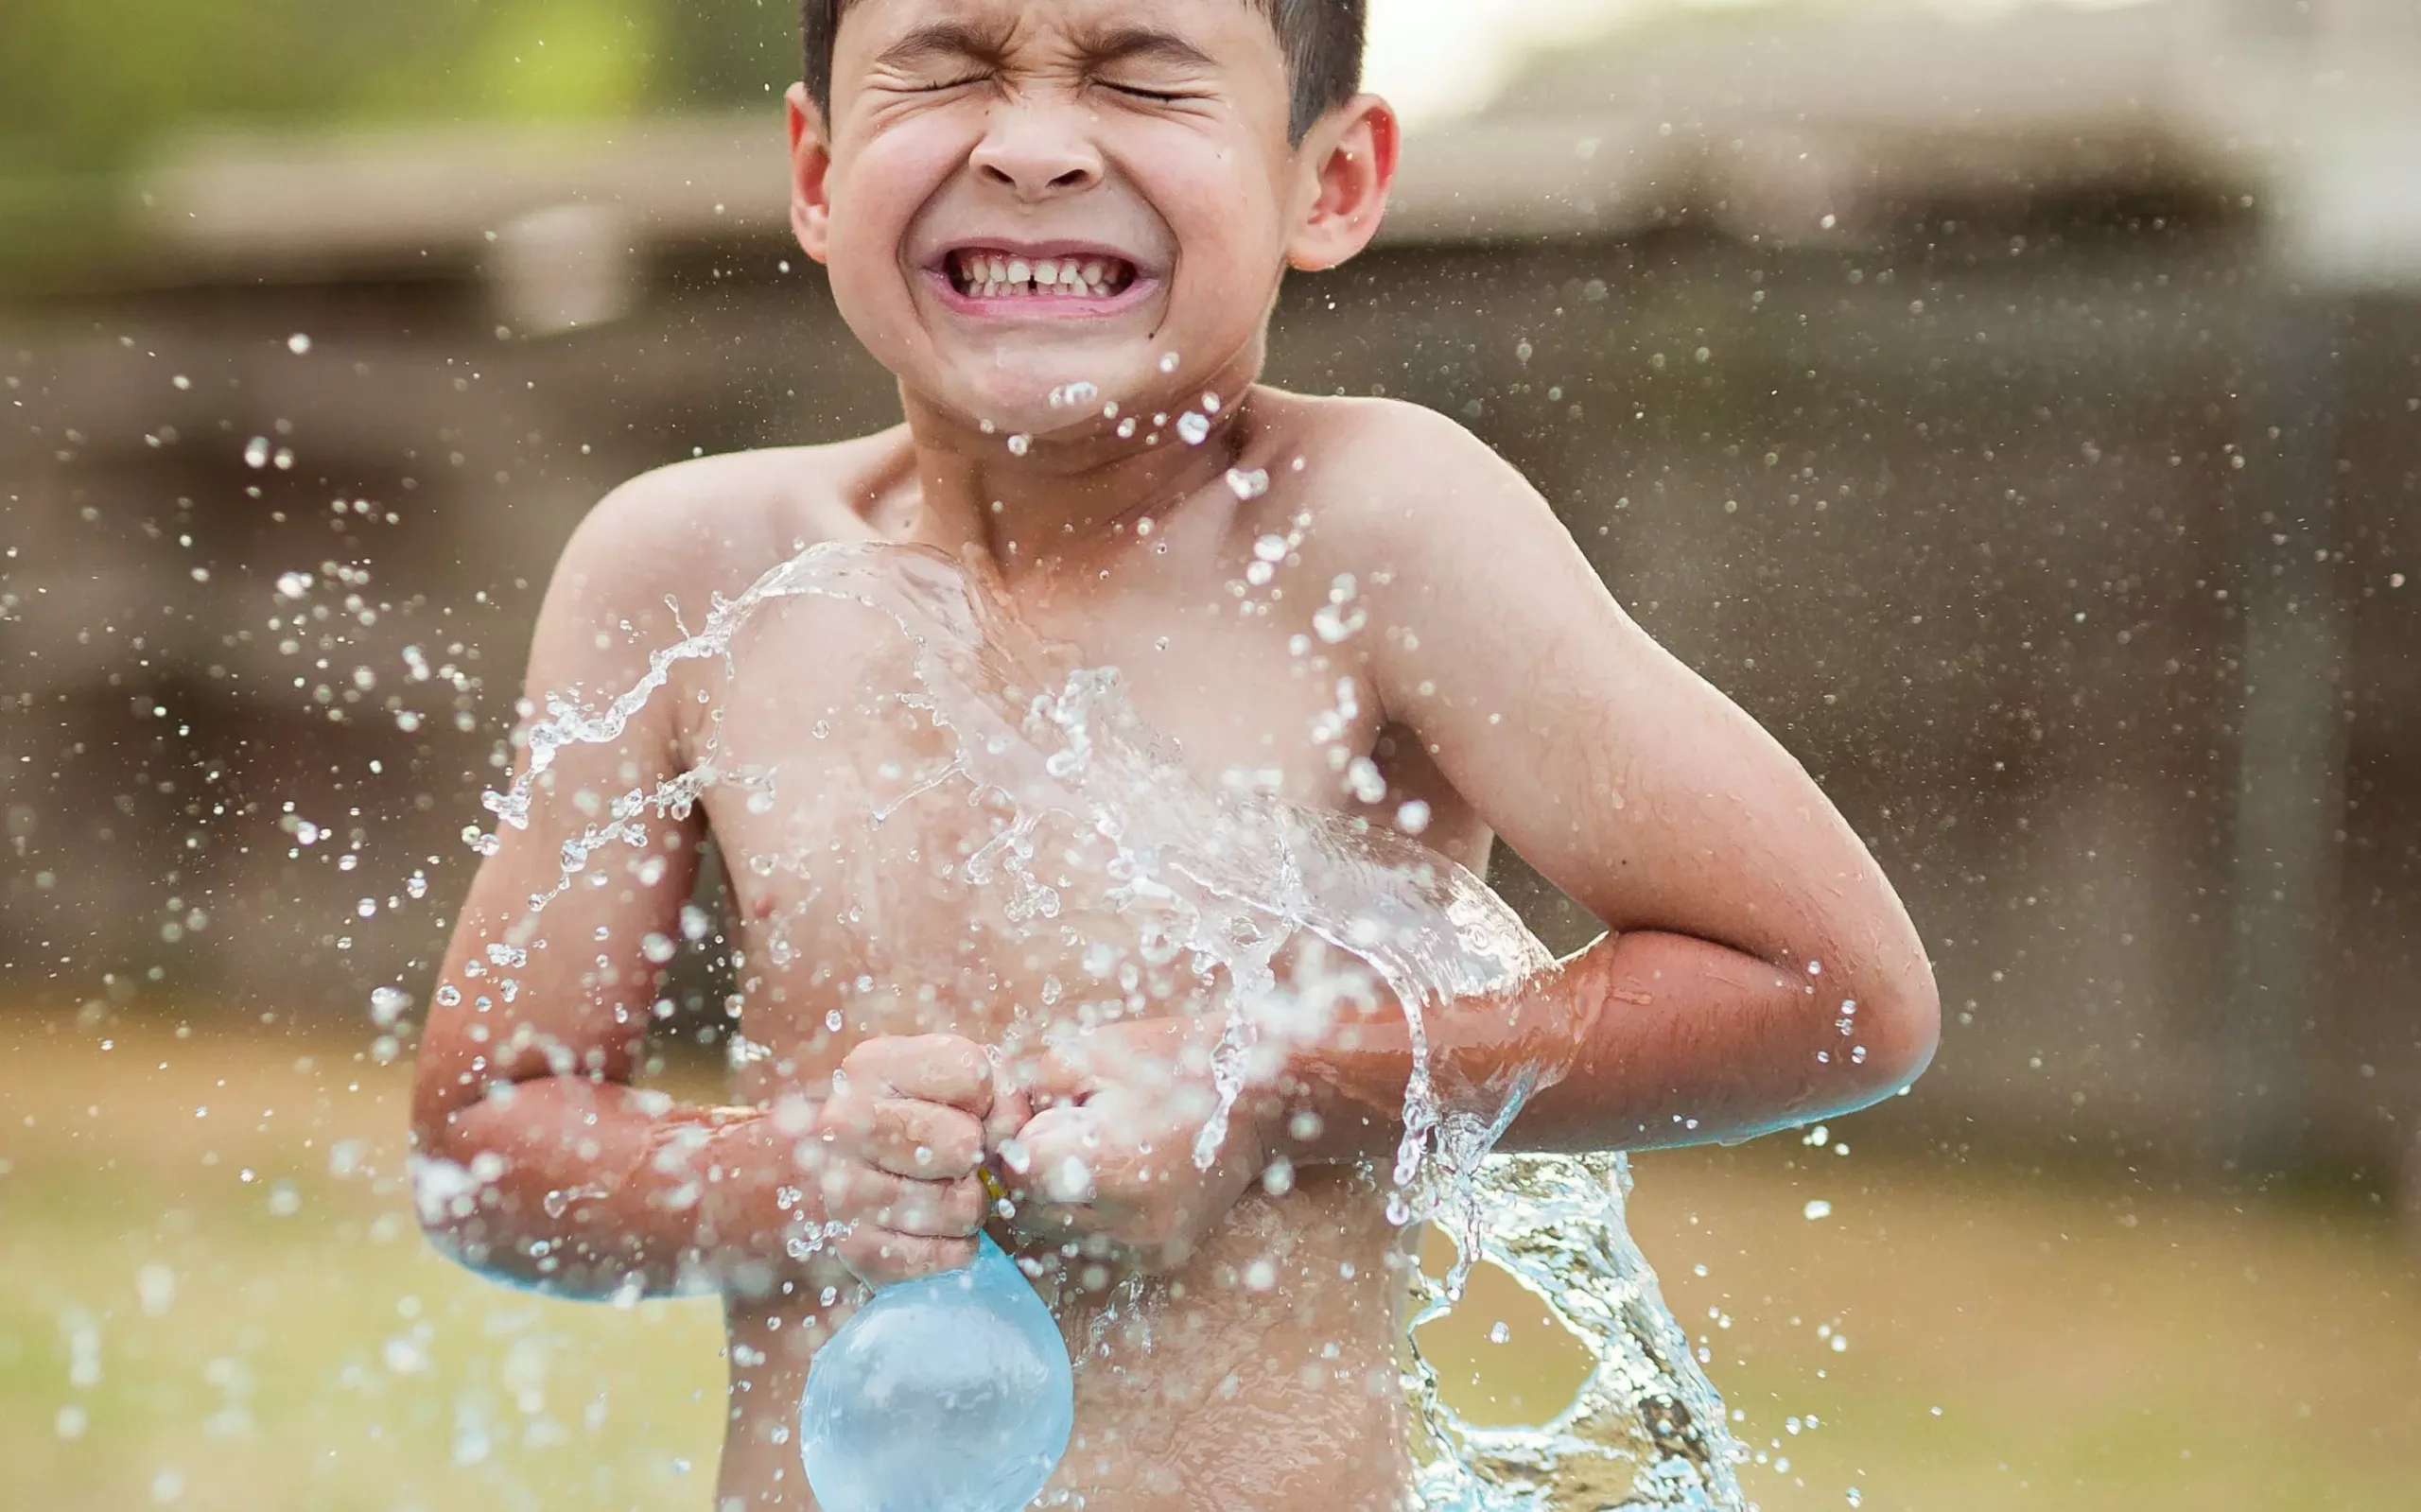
[787, 82, 834, 265]
[1285, 95, 1401, 273]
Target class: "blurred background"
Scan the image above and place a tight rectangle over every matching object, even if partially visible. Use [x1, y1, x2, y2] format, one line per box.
[3, 0, 2417, 1507]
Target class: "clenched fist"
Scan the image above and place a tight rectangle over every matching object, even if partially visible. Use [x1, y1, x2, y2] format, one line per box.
[808, 1034, 1006, 1285]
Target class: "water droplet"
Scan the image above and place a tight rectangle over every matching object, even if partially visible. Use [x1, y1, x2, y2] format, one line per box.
[370, 985, 410, 1025]
[287, 333, 313, 355]
[1489, 1321, 1510, 1344]
[1006, 434, 1032, 457]
[1313, 601, 1367, 644]
[1046, 1156, 1094, 1203]
[1176, 412, 1210, 445]
[1346, 757, 1386, 805]
[1225, 467, 1269, 500]
[137, 1262, 176, 1316]
[1395, 800, 1431, 835]
[1803, 1199, 1833, 1221]
[1158, 351, 1180, 373]
[245, 437, 271, 469]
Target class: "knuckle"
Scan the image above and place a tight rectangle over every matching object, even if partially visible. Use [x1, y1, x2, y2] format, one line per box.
[928, 1112, 984, 1171]
[927, 1236, 977, 1273]
[915, 1034, 992, 1104]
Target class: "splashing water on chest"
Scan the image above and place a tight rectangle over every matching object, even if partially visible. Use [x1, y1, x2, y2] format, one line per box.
[484, 540, 1746, 1510]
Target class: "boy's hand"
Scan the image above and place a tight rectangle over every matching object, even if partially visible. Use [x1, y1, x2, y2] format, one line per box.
[995, 1019, 1268, 1276]
[813, 1034, 998, 1286]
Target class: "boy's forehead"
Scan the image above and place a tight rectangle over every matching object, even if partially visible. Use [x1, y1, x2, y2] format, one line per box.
[838, 0, 1280, 64]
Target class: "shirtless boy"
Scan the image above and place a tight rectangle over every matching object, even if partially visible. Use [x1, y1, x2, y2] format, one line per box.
[409, 2, 1940, 1507]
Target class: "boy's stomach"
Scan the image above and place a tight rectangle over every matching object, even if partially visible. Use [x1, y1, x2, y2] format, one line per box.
[714, 1167, 1414, 1512]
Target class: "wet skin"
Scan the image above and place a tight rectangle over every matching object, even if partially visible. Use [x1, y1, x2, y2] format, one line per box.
[413, 0, 1938, 1507]
[579, 415, 1488, 1511]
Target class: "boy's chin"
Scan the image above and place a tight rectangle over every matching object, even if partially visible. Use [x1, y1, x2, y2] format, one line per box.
[932, 363, 1155, 441]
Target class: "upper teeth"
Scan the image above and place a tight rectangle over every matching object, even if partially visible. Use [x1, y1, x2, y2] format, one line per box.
[955, 252, 1120, 297]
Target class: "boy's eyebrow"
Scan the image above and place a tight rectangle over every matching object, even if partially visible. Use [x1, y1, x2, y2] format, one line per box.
[872, 19, 1015, 73]
[868, 19, 1216, 78]
[1073, 26, 1219, 72]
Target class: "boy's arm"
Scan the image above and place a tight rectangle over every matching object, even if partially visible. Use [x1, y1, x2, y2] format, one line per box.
[999, 408, 1940, 1259]
[1288, 406, 1939, 1158]
[409, 482, 808, 1299]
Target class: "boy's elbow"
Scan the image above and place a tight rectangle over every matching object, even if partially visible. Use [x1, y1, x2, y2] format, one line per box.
[1846, 957, 1940, 1105]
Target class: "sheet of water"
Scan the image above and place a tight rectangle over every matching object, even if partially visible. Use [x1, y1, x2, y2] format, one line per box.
[481, 540, 1747, 1510]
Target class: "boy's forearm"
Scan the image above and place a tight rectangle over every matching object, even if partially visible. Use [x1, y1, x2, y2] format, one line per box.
[417, 1077, 827, 1300]
[1268, 930, 1938, 1163]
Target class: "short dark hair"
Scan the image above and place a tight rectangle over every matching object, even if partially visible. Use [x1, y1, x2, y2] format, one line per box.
[800, 1, 1366, 143]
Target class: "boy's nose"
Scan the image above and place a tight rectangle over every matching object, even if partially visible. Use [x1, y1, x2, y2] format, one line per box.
[968, 105, 1103, 202]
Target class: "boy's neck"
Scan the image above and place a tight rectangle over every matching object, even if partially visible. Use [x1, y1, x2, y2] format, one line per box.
[894, 359, 1267, 583]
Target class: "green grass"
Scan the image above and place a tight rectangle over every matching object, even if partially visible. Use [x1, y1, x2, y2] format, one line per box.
[4, 1014, 2417, 1510]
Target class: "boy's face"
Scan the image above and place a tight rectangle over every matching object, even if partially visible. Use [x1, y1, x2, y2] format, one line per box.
[792, 0, 1378, 439]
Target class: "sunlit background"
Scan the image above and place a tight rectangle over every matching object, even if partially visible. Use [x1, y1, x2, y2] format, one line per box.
[4, 1, 2419, 1508]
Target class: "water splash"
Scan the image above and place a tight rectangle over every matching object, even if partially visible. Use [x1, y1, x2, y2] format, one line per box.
[480, 540, 1746, 1509]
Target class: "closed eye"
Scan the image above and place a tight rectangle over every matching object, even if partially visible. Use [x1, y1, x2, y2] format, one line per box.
[1102, 82, 1192, 103]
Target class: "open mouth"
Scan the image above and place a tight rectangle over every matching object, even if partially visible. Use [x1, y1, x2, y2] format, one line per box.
[946, 248, 1140, 301]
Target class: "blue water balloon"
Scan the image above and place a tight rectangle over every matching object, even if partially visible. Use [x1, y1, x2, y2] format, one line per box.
[799, 1233, 1074, 1512]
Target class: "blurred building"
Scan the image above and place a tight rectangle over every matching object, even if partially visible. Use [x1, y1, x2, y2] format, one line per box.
[2, 0, 2416, 1188]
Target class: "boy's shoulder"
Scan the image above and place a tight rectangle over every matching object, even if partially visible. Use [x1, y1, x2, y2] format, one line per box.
[574, 431, 908, 569]
[1260, 388, 1498, 464]
[546, 429, 913, 613]
[1252, 389, 1541, 543]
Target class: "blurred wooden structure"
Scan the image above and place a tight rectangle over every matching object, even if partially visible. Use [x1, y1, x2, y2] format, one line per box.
[3, 0, 2416, 1189]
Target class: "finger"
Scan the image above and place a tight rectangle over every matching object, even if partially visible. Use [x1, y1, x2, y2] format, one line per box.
[1008, 1200, 1098, 1245]
[840, 1034, 995, 1116]
[876, 1171, 987, 1237]
[1003, 1106, 1106, 1205]
[825, 1168, 986, 1237]
[862, 1100, 984, 1179]
[838, 1228, 978, 1287]
[1006, 1045, 1094, 1108]
[984, 1085, 1034, 1151]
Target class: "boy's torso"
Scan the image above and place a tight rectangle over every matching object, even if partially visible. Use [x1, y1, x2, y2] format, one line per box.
[653, 392, 1482, 1509]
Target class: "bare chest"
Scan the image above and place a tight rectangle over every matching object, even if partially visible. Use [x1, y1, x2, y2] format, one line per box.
[673, 562, 1404, 1086]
